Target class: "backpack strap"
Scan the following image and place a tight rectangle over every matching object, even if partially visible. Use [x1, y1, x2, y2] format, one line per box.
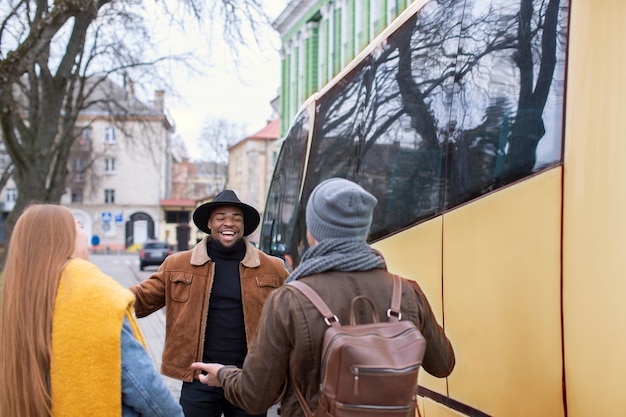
[388, 274, 403, 322]
[288, 280, 340, 326]
[390, 274, 423, 417]
[286, 281, 328, 417]
[288, 275, 404, 324]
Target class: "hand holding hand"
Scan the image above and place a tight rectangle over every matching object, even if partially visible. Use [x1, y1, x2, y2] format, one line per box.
[190, 362, 225, 387]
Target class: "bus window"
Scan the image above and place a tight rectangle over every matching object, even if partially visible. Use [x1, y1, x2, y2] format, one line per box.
[444, 0, 566, 207]
[296, 0, 566, 242]
[260, 109, 311, 266]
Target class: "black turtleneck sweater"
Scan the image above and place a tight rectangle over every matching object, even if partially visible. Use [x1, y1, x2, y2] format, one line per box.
[202, 239, 247, 366]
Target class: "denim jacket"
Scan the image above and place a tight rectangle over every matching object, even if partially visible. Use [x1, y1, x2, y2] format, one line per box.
[121, 318, 184, 417]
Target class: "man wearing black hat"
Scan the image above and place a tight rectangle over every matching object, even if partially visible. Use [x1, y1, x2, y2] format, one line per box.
[130, 189, 289, 417]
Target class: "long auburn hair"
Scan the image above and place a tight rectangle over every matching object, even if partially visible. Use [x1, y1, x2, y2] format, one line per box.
[0, 204, 76, 417]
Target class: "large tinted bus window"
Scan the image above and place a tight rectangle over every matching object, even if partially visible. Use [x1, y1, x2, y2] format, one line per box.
[260, 110, 310, 266]
[302, 0, 567, 242]
[357, 1, 462, 240]
[445, 0, 567, 207]
[264, 0, 568, 266]
[306, 0, 462, 240]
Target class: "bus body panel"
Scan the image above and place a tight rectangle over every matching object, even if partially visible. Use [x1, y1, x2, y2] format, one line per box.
[563, 1, 626, 415]
[372, 216, 447, 395]
[445, 168, 563, 416]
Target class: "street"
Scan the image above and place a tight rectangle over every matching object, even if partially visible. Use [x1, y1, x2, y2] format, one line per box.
[90, 252, 280, 416]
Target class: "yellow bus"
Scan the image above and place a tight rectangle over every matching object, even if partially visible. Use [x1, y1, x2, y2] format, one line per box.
[259, 0, 625, 415]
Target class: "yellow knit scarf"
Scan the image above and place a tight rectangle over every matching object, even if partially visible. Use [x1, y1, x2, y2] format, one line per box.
[50, 258, 146, 416]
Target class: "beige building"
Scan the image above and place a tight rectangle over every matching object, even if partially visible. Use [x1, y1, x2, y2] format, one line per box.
[57, 78, 173, 252]
[226, 118, 281, 244]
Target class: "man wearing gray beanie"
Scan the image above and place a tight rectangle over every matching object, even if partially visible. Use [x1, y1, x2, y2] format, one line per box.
[191, 178, 456, 417]
[283, 177, 388, 282]
[306, 177, 377, 241]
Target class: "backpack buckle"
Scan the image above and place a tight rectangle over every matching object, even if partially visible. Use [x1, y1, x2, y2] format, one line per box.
[324, 315, 340, 326]
[387, 309, 402, 320]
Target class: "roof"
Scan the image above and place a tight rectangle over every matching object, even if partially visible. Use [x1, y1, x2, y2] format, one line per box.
[247, 118, 280, 140]
[229, 119, 280, 149]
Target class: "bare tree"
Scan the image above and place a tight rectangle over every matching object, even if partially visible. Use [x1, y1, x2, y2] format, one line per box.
[0, 0, 272, 254]
[305, 0, 567, 242]
[195, 116, 248, 163]
[193, 117, 248, 192]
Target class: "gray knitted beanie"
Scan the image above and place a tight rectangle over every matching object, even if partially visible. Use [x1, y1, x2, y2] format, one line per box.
[306, 178, 378, 241]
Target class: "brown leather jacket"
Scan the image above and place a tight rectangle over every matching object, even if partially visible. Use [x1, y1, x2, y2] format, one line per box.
[129, 236, 289, 382]
[217, 269, 455, 416]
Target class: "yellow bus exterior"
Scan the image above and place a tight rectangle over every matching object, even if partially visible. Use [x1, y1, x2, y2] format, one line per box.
[375, 1, 626, 415]
[262, 0, 626, 415]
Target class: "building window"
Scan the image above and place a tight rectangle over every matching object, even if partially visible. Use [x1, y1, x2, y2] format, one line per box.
[79, 127, 92, 148]
[5, 188, 17, 203]
[104, 127, 116, 144]
[387, 0, 397, 23]
[105, 157, 116, 173]
[333, 7, 342, 74]
[165, 211, 190, 224]
[71, 188, 83, 203]
[0, 152, 11, 171]
[355, 0, 369, 50]
[341, 0, 352, 62]
[73, 158, 86, 181]
[371, 0, 382, 35]
[104, 189, 115, 204]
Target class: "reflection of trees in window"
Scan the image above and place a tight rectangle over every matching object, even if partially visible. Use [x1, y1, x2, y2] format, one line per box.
[309, 66, 367, 183]
[267, 0, 568, 266]
[309, 0, 567, 239]
[261, 111, 310, 266]
[365, 1, 462, 236]
[310, 0, 463, 236]
[447, 0, 567, 205]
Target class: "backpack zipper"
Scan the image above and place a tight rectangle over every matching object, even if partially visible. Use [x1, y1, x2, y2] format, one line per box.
[352, 364, 420, 396]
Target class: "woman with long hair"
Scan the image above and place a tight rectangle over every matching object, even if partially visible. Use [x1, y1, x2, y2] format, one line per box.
[0, 204, 183, 416]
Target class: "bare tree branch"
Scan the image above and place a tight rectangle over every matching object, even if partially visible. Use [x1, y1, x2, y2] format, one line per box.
[0, 0, 275, 259]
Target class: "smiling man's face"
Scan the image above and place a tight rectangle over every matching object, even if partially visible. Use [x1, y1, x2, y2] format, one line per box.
[207, 205, 245, 248]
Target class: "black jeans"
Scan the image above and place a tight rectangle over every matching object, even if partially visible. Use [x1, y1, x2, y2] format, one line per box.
[180, 380, 267, 417]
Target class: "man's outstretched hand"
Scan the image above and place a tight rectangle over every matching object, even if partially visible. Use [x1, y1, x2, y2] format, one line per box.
[190, 362, 225, 387]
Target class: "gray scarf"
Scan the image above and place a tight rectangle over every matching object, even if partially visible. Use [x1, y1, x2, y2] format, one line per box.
[285, 238, 387, 282]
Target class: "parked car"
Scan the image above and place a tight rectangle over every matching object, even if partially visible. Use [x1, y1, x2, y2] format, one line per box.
[139, 240, 172, 271]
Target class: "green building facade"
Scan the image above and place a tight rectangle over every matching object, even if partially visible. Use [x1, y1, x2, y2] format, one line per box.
[273, 0, 410, 135]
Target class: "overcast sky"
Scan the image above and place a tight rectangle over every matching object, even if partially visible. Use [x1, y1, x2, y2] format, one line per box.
[152, 0, 287, 158]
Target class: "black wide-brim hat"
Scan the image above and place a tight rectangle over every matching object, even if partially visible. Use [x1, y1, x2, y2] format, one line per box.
[193, 190, 260, 236]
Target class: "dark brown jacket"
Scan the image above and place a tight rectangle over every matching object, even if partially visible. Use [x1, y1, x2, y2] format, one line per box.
[129, 236, 289, 382]
[218, 269, 455, 416]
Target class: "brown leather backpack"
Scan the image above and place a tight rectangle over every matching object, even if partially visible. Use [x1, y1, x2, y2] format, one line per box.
[288, 274, 426, 417]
